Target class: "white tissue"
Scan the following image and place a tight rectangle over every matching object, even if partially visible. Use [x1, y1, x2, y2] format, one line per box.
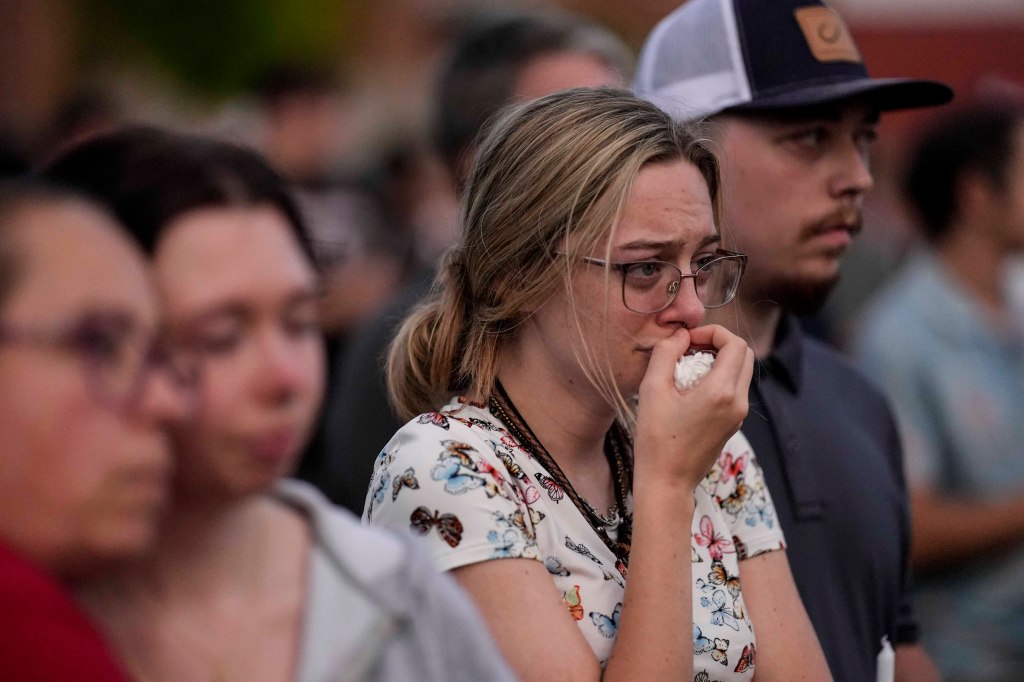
[674, 351, 715, 391]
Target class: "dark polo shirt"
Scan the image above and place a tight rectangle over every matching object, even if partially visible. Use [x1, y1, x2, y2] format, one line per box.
[742, 315, 917, 682]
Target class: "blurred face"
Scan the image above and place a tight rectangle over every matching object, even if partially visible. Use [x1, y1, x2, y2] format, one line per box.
[155, 205, 325, 499]
[513, 51, 623, 100]
[530, 159, 718, 397]
[991, 123, 1024, 252]
[712, 103, 877, 313]
[0, 203, 183, 577]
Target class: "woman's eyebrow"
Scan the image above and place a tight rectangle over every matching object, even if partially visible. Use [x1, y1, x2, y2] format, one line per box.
[616, 233, 720, 253]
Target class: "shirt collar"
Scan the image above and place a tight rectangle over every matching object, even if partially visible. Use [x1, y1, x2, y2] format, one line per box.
[760, 314, 804, 393]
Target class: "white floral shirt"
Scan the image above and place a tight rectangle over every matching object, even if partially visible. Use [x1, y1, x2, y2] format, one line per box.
[364, 397, 785, 680]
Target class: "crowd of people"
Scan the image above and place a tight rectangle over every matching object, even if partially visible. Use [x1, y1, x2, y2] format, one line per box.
[1, 0, 1021, 680]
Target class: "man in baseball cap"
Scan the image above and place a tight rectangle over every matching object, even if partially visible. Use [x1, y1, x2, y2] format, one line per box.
[636, 1, 952, 680]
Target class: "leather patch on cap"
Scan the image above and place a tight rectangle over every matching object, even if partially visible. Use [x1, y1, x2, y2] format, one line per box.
[794, 6, 862, 63]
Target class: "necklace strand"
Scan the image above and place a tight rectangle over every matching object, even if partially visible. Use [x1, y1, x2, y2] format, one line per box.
[488, 382, 633, 569]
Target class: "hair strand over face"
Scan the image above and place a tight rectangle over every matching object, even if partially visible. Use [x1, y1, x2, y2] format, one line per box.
[387, 88, 721, 425]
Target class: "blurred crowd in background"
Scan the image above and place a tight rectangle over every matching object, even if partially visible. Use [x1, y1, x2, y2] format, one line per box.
[3, 1, 1024, 677]
[1, 0, 1023, 353]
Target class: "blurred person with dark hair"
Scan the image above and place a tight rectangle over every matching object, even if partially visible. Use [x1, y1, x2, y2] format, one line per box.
[0, 132, 28, 178]
[253, 63, 403, 357]
[853, 101, 1024, 681]
[0, 181, 190, 681]
[34, 88, 120, 168]
[323, 8, 631, 512]
[635, 1, 953, 679]
[252, 64, 406, 488]
[42, 127, 516, 682]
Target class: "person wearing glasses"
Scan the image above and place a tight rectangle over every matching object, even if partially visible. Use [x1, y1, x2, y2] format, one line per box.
[0, 181, 191, 681]
[365, 88, 829, 681]
[42, 128, 515, 682]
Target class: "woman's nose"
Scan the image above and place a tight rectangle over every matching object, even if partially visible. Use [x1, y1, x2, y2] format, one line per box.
[254, 328, 323, 407]
[657, 276, 706, 329]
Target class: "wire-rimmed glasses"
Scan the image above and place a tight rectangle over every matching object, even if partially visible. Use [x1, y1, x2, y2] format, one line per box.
[575, 249, 747, 313]
[0, 312, 199, 411]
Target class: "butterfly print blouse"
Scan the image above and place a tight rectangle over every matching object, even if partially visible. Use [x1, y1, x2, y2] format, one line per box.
[364, 398, 785, 678]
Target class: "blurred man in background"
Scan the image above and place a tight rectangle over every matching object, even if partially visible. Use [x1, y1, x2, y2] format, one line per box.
[854, 101, 1024, 681]
[635, 0, 952, 679]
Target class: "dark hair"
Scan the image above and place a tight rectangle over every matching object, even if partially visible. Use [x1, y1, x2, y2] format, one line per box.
[0, 180, 106, 312]
[904, 103, 1024, 243]
[433, 9, 631, 187]
[39, 126, 314, 261]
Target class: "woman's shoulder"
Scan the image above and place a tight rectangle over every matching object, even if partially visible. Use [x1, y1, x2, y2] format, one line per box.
[395, 398, 508, 443]
[365, 398, 517, 512]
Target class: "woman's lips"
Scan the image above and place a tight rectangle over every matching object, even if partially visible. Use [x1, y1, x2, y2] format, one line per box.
[247, 428, 300, 465]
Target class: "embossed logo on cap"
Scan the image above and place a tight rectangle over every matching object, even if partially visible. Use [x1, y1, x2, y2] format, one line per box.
[794, 6, 862, 63]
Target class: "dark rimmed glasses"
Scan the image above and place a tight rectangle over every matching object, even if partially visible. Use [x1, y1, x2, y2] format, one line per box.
[575, 249, 747, 313]
[0, 312, 200, 412]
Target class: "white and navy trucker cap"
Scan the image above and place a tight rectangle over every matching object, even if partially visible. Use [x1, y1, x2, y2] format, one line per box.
[634, 0, 953, 122]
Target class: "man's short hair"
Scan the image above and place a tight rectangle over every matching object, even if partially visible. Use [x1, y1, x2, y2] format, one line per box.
[905, 103, 1024, 243]
[433, 9, 632, 184]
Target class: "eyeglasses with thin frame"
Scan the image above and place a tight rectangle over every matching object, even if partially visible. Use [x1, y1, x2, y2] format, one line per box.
[0, 312, 200, 412]
[573, 248, 748, 313]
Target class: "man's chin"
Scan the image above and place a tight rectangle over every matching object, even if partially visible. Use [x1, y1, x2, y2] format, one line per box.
[761, 273, 839, 316]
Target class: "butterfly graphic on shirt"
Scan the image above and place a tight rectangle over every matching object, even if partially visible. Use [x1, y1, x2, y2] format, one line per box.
[733, 642, 755, 673]
[471, 416, 503, 431]
[371, 469, 390, 506]
[707, 560, 741, 599]
[692, 545, 704, 563]
[701, 589, 741, 631]
[693, 515, 735, 561]
[417, 411, 450, 430]
[391, 467, 419, 502]
[375, 446, 396, 469]
[693, 625, 730, 665]
[535, 472, 565, 502]
[716, 475, 752, 516]
[497, 430, 525, 454]
[562, 585, 584, 621]
[743, 490, 775, 529]
[510, 507, 545, 537]
[495, 449, 528, 483]
[695, 577, 717, 599]
[694, 671, 723, 682]
[409, 506, 464, 547]
[717, 450, 748, 483]
[564, 535, 623, 586]
[487, 528, 521, 558]
[589, 602, 622, 638]
[564, 536, 602, 564]
[493, 450, 540, 504]
[430, 441, 499, 497]
[545, 555, 571, 577]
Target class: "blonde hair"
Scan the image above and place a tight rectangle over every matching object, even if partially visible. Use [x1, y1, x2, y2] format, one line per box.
[388, 88, 720, 423]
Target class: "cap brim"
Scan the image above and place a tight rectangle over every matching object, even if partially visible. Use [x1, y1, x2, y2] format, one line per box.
[727, 78, 954, 114]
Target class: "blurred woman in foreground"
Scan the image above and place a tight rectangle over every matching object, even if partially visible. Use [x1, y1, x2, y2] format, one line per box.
[43, 128, 515, 682]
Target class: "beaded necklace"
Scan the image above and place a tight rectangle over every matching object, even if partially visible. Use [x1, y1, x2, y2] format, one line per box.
[488, 381, 634, 571]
